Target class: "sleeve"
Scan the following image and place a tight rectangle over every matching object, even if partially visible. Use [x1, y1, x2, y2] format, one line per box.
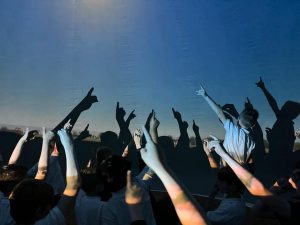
[223, 119, 231, 131]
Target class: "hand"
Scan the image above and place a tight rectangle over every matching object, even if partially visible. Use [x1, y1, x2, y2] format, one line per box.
[20, 128, 30, 142]
[207, 135, 225, 156]
[76, 124, 91, 141]
[192, 120, 199, 133]
[116, 102, 126, 120]
[127, 110, 136, 122]
[244, 97, 254, 109]
[133, 129, 142, 149]
[202, 139, 211, 155]
[140, 126, 162, 170]
[57, 128, 73, 149]
[195, 84, 207, 97]
[27, 130, 39, 141]
[78, 87, 98, 111]
[172, 108, 182, 120]
[265, 127, 272, 142]
[295, 130, 300, 139]
[256, 77, 265, 89]
[150, 112, 160, 130]
[125, 170, 144, 205]
[42, 127, 55, 142]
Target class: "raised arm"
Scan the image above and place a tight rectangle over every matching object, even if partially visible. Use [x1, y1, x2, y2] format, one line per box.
[192, 120, 204, 152]
[196, 85, 226, 123]
[149, 111, 160, 144]
[116, 102, 135, 149]
[52, 87, 98, 133]
[172, 108, 190, 150]
[202, 139, 218, 169]
[56, 128, 80, 221]
[8, 128, 38, 165]
[256, 77, 280, 118]
[208, 138, 290, 218]
[141, 127, 210, 225]
[35, 128, 55, 180]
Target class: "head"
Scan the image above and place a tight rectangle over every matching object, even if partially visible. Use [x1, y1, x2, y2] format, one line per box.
[96, 146, 114, 165]
[9, 179, 55, 224]
[238, 108, 259, 129]
[100, 131, 118, 149]
[0, 164, 28, 196]
[280, 101, 300, 120]
[217, 166, 245, 195]
[80, 166, 103, 196]
[97, 155, 131, 192]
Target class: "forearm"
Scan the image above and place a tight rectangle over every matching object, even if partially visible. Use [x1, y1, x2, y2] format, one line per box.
[53, 106, 81, 132]
[202, 95, 226, 123]
[155, 165, 209, 225]
[259, 87, 280, 116]
[206, 154, 218, 169]
[8, 138, 26, 164]
[220, 152, 270, 196]
[64, 146, 79, 196]
[150, 128, 158, 144]
[35, 141, 50, 180]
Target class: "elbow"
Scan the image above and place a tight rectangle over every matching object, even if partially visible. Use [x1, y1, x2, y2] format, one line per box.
[248, 179, 270, 197]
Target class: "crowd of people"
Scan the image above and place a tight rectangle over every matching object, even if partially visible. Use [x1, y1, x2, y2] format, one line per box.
[0, 77, 300, 225]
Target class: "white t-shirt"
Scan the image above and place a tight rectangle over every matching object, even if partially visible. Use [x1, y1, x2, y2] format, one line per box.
[75, 189, 104, 225]
[35, 207, 65, 225]
[223, 119, 255, 164]
[101, 177, 156, 225]
[0, 192, 15, 225]
[207, 198, 247, 225]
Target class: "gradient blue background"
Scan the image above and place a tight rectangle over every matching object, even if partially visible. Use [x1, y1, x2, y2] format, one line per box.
[0, 0, 299, 139]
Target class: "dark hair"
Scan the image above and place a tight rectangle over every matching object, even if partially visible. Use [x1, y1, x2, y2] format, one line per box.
[239, 108, 259, 129]
[96, 146, 114, 164]
[97, 155, 130, 192]
[217, 166, 245, 194]
[80, 166, 102, 195]
[0, 164, 28, 196]
[9, 179, 54, 224]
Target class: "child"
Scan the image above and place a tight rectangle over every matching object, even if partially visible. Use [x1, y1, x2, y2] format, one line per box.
[196, 85, 259, 166]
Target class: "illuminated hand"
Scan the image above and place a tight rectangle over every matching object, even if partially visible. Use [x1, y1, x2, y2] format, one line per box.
[202, 139, 211, 156]
[133, 129, 142, 149]
[42, 127, 55, 142]
[125, 170, 144, 205]
[255, 77, 265, 89]
[265, 127, 272, 142]
[140, 127, 162, 170]
[207, 135, 225, 156]
[20, 128, 30, 142]
[195, 84, 207, 97]
[295, 130, 300, 139]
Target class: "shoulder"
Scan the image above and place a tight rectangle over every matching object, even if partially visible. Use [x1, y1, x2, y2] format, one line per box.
[35, 207, 65, 225]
